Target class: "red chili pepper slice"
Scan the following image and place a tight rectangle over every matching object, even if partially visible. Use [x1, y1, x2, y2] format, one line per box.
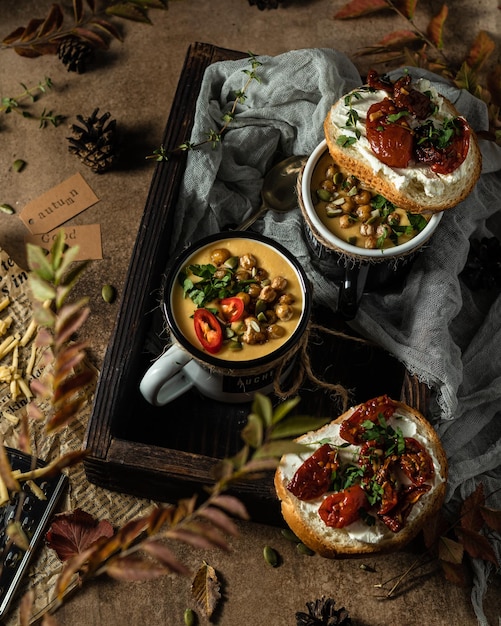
[318, 484, 369, 528]
[193, 308, 223, 354]
[287, 443, 339, 501]
[220, 296, 245, 323]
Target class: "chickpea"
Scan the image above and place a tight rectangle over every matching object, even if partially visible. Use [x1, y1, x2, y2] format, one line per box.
[341, 197, 355, 213]
[259, 285, 277, 303]
[265, 310, 278, 324]
[240, 254, 257, 270]
[360, 223, 374, 236]
[242, 317, 266, 344]
[339, 214, 353, 229]
[354, 190, 372, 205]
[275, 303, 294, 321]
[325, 165, 337, 179]
[267, 324, 285, 339]
[247, 283, 261, 298]
[271, 276, 288, 291]
[236, 291, 250, 307]
[365, 235, 378, 249]
[387, 212, 401, 227]
[235, 270, 251, 282]
[278, 293, 295, 305]
[213, 268, 228, 280]
[355, 204, 372, 222]
[376, 224, 389, 238]
[210, 248, 231, 266]
[321, 179, 335, 192]
[253, 267, 268, 281]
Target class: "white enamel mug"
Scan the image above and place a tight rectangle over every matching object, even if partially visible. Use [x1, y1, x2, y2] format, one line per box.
[140, 232, 312, 406]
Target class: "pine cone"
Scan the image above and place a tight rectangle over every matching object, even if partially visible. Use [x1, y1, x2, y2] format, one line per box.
[57, 36, 93, 73]
[67, 109, 118, 174]
[248, 0, 283, 8]
[296, 597, 352, 626]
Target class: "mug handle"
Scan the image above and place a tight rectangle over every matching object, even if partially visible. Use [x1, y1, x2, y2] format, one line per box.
[139, 344, 194, 406]
[338, 264, 370, 321]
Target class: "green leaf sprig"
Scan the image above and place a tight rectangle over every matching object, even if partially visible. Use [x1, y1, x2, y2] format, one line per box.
[146, 52, 263, 162]
[0, 77, 63, 128]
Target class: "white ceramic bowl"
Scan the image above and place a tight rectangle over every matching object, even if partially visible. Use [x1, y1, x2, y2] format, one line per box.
[300, 140, 443, 262]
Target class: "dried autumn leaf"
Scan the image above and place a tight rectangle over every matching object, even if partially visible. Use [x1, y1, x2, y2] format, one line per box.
[427, 4, 448, 49]
[457, 527, 499, 566]
[47, 396, 86, 433]
[46, 508, 115, 562]
[168, 523, 230, 552]
[191, 561, 221, 619]
[71, 26, 109, 49]
[210, 494, 250, 521]
[142, 539, 191, 576]
[20, 19, 45, 43]
[105, 3, 152, 23]
[37, 4, 64, 38]
[198, 505, 239, 537]
[487, 63, 501, 107]
[438, 535, 464, 564]
[480, 505, 501, 533]
[460, 483, 485, 532]
[106, 555, 167, 582]
[439, 559, 470, 587]
[454, 62, 480, 95]
[396, 0, 417, 19]
[53, 368, 95, 405]
[55, 300, 90, 347]
[375, 29, 422, 50]
[7, 521, 30, 551]
[73, 0, 84, 23]
[334, 0, 389, 20]
[466, 30, 496, 72]
[89, 17, 123, 41]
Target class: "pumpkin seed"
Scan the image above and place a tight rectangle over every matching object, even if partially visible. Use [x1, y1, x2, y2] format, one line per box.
[263, 545, 279, 567]
[13, 159, 26, 173]
[296, 542, 315, 556]
[0, 204, 15, 215]
[280, 528, 299, 543]
[183, 608, 196, 626]
[101, 284, 116, 303]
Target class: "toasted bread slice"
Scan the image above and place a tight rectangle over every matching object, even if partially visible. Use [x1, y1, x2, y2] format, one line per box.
[274, 398, 448, 557]
[324, 77, 482, 214]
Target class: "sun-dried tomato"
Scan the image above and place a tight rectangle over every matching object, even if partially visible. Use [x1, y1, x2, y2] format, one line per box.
[339, 395, 397, 445]
[414, 117, 470, 174]
[287, 443, 338, 501]
[399, 437, 435, 485]
[318, 484, 369, 528]
[366, 99, 414, 168]
[378, 483, 431, 533]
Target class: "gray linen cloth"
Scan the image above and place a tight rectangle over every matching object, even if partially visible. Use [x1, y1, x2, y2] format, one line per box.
[170, 49, 501, 625]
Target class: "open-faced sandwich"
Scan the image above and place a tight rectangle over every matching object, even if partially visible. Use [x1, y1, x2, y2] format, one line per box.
[323, 70, 482, 214]
[274, 395, 448, 557]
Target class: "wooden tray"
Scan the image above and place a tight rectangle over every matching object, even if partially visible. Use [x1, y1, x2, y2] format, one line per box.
[83, 42, 428, 525]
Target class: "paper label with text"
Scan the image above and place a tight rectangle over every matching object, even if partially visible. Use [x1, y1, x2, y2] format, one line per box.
[19, 173, 99, 234]
[25, 224, 103, 260]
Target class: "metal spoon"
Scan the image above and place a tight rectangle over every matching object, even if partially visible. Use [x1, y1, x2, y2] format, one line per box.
[237, 154, 307, 230]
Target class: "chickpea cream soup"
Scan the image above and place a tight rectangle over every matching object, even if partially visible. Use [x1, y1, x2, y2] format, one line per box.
[311, 151, 430, 250]
[171, 238, 304, 362]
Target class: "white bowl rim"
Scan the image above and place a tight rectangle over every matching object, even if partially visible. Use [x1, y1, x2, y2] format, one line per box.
[301, 139, 443, 259]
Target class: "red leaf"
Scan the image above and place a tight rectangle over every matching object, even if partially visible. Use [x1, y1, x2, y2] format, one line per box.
[457, 527, 499, 566]
[2, 26, 26, 45]
[439, 559, 470, 587]
[461, 483, 485, 532]
[427, 4, 448, 49]
[46, 508, 114, 562]
[334, 0, 389, 20]
[377, 29, 422, 50]
[395, 0, 417, 19]
[20, 19, 45, 42]
[480, 506, 501, 533]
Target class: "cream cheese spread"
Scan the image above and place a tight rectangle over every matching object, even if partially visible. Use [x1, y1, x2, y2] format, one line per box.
[279, 409, 445, 545]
